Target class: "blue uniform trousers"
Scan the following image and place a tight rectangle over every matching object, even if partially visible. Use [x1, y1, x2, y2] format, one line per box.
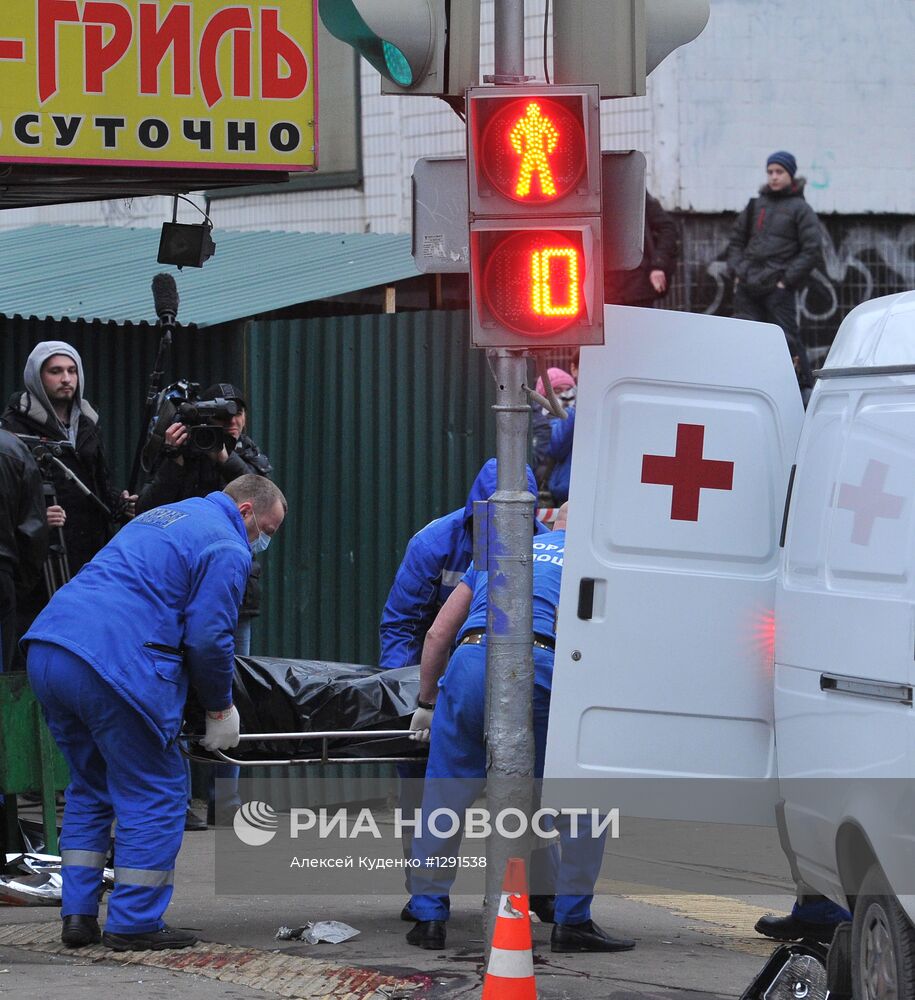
[408, 643, 606, 925]
[27, 641, 186, 934]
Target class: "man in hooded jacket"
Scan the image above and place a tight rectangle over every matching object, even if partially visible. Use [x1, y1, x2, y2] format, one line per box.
[726, 151, 823, 390]
[0, 342, 133, 638]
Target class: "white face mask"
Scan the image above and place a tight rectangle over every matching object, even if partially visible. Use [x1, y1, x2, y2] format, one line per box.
[248, 510, 271, 553]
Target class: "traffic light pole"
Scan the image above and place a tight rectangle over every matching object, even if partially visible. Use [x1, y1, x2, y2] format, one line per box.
[484, 0, 536, 955]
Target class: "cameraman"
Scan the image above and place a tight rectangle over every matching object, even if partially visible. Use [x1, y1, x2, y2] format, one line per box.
[138, 384, 270, 509]
[137, 382, 271, 654]
[1, 343, 134, 643]
[136, 383, 271, 829]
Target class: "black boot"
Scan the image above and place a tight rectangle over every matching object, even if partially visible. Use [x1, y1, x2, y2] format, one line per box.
[406, 920, 446, 950]
[102, 925, 198, 952]
[61, 915, 101, 948]
[184, 809, 208, 832]
[754, 912, 840, 944]
[551, 919, 635, 953]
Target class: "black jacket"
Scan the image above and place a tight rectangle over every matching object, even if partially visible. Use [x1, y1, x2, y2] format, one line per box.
[726, 178, 822, 294]
[1, 395, 120, 576]
[137, 435, 272, 617]
[0, 430, 48, 591]
[605, 194, 680, 305]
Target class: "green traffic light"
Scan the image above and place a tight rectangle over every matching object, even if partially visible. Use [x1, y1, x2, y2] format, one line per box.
[382, 41, 413, 86]
[320, 0, 417, 89]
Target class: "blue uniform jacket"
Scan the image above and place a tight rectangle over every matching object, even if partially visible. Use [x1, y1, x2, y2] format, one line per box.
[25, 491, 251, 747]
[548, 407, 576, 504]
[379, 459, 546, 669]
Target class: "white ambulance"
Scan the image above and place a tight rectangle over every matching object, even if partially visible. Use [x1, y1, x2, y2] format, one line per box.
[545, 291, 915, 997]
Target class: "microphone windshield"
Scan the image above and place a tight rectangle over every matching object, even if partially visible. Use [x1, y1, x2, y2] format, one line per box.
[152, 272, 179, 321]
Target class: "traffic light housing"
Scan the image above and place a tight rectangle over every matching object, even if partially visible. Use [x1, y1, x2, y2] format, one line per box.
[467, 85, 603, 349]
[318, 0, 479, 96]
[552, 0, 710, 98]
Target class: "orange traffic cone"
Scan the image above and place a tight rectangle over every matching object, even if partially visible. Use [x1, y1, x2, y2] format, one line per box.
[482, 858, 536, 1000]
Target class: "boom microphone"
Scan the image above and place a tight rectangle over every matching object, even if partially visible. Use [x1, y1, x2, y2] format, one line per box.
[152, 272, 179, 326]
[132, 274, 179, 493]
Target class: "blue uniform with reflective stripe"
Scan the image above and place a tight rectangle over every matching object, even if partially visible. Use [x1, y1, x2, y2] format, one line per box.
[409, 530, 608, 925]
[25, 492, 251, 934]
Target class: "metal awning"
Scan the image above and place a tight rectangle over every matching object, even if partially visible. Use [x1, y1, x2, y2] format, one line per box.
[0, 224, 419, 328]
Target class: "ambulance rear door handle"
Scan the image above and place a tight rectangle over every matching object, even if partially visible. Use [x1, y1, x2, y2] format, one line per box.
[820, 673, 913, 706]
[577, 578, 595, 620]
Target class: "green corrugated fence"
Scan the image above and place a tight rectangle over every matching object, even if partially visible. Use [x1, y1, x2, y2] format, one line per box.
[247, 311, 496, 663]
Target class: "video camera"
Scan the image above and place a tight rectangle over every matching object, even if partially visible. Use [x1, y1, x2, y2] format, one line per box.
[13, 434, 76, 467]
[12, 432, 117, 520]
[144, 380, 237, 466]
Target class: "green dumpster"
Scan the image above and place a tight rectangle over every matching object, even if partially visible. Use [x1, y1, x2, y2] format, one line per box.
[0, 672, 69, 855]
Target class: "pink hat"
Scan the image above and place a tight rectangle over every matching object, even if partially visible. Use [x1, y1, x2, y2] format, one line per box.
[535, 367, 576, 398]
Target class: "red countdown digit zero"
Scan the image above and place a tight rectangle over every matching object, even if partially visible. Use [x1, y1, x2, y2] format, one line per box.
[481, 230, 585, 335]
[479, 97, 587, 204]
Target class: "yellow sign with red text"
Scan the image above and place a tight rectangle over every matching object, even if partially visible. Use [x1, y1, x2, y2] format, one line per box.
[0, 0, 316, 171]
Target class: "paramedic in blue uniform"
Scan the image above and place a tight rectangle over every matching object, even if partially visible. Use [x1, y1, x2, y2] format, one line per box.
[24, 475, 287, 952]
[379, 458, 552, 919]
[379, 458, 546, 670]
[404, 505, 636, 954]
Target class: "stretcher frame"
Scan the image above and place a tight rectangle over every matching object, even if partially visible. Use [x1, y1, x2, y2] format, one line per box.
[182, 730, 427, 767]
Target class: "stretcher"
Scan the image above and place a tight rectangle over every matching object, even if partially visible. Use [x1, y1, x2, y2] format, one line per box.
[182, 656, 427, 767]
[184, 730, 426, 767]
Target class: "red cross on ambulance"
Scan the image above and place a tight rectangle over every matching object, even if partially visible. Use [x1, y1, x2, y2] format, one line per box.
[836, 458, 904, 546]
[641, 423, 735, 521]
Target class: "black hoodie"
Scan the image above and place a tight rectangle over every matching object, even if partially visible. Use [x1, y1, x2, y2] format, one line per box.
[0, 342, 120, 580]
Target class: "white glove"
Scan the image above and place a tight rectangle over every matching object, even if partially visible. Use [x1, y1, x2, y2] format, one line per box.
[409, 706, 434, 743]
[201, 706, 241, 751]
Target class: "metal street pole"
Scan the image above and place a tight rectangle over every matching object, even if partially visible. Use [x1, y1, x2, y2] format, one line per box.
[484, 0, 535, 956]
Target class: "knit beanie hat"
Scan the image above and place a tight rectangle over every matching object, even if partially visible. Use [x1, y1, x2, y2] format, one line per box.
[535, 367, 575, 398]
[767, 150, 797, 177]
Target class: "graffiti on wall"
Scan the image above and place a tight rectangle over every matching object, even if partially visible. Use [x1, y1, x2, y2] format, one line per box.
[669, 217, 915, 358]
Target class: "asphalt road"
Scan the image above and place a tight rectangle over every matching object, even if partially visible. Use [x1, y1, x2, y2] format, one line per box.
[0, 806, 799, 1000]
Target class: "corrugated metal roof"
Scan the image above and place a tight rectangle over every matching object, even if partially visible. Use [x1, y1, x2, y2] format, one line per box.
[0, 225, 419, 328]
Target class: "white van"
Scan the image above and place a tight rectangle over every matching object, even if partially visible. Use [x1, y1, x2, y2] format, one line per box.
[544, 291, 915, 997]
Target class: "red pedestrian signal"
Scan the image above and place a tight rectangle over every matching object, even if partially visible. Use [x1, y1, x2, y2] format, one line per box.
[469, 86, 600, 217]
[467, 85, 603, 349]
[478, 97, 588, 204]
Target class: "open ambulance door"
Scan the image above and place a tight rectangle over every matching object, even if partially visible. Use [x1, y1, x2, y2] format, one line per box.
[543, 305, 805, 825]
